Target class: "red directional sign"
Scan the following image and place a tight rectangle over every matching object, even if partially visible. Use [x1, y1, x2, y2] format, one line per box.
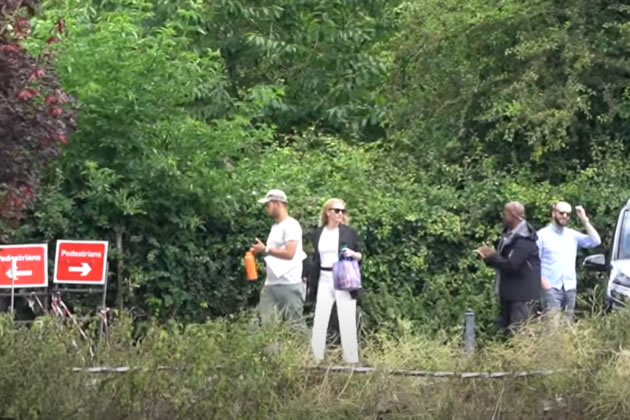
[54, 240, 108, 284]
[0, 244, 48, 288]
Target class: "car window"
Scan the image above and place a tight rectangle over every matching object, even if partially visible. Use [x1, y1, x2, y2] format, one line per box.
[619, 210, 630, 260]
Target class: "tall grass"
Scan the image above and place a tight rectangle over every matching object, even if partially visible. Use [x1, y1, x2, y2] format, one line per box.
[2, 310, 630, 419]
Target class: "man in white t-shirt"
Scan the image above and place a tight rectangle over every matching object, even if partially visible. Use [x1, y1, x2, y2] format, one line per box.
[251, 189, 306, 325]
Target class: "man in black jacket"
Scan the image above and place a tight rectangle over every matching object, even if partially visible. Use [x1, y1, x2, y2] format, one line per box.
[477, 202, 541, 335]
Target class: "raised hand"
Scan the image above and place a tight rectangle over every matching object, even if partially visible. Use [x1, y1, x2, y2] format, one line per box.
[576, 206, 589, 223]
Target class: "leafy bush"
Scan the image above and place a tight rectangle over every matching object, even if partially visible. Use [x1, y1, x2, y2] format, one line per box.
[6, 0, 630, 338]
[0, 0, 74, 232]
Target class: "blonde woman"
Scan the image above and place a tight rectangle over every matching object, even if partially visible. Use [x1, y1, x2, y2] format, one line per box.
[308, 198, 362, 364]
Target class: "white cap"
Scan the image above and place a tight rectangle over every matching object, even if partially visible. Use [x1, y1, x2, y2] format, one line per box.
[257, 189, 288, 204]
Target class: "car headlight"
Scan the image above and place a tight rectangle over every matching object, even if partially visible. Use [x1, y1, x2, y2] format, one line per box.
[612, 271, 630, 288]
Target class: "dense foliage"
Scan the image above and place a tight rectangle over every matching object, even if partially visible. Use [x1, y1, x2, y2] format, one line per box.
[0, 0, 74, 230]
[5, 0, 630, 335]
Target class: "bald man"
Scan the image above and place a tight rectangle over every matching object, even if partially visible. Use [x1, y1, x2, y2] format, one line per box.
[478, 202, 541, 335]
[537, 202, 601, 322]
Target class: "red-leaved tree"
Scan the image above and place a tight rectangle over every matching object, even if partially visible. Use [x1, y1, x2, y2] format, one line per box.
[0, 0, 74, 228]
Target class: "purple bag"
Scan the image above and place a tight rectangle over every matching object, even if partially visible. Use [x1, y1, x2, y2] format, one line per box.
[332, 257, 362, 291]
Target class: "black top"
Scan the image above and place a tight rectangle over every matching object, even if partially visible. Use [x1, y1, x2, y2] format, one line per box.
[485, 222, 541, 302]
[306, 224, 362, 301]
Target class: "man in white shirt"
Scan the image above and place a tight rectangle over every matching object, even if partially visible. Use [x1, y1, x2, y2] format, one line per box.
[251, 189, 306, 325]
[537, 201, 601, 322]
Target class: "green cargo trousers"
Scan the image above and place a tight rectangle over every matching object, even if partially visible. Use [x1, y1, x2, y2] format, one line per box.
[258, 282, 305, 327]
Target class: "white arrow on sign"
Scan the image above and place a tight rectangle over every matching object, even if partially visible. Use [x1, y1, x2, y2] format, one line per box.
[6, 262, 32, 280]
[69, 262, 91, 277]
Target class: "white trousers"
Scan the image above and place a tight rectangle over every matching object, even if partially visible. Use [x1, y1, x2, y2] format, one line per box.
[310, 271, 359, 364]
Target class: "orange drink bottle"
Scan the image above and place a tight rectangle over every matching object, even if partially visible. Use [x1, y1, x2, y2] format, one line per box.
[244, 251, 258, 280]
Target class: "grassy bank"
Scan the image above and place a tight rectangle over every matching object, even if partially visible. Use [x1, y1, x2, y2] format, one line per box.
[2, 311, 630, 419]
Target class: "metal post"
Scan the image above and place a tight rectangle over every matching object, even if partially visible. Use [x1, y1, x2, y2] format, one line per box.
[465, 308, 476, 355]
[98, 262, 108, 344]
[9, 259, 16, 316]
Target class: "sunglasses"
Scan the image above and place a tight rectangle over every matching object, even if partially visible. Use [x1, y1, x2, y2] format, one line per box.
[556, 211, 571, 216]
[331, 208, 346, 214]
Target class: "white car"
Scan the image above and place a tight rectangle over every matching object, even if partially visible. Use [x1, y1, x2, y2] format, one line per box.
[584, 199, 630, 310]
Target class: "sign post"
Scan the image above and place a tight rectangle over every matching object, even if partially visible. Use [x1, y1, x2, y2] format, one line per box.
[54, 240, 109, 342]
[98, 262, 109, 342]
[10, 259, 16, 314]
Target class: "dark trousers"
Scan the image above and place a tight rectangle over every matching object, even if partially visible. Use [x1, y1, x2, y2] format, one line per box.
[499, 300, 532, 335]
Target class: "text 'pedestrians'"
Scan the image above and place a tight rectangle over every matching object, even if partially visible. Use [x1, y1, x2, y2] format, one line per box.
[0, 255, 42, 262]
[61, 250, 102, 258]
